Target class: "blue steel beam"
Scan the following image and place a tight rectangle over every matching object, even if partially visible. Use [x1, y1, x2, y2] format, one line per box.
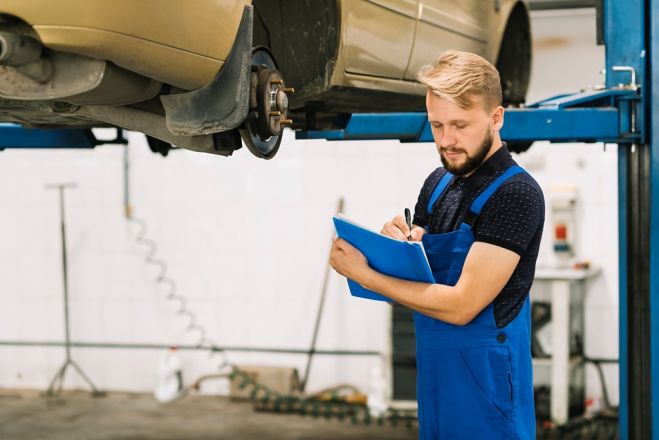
[602, 0, 647, 437]
[296, 88, 640, 145]
[648, 0, 659, 438]
[529, 88, 633, 108]
[296, 113, 429, 142]
[0, 123, 98, 149]
[502, 108, 621, 142]
[296, 107, 631, 144]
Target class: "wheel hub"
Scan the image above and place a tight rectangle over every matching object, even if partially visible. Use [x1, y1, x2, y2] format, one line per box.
[240, 49, 294, 159]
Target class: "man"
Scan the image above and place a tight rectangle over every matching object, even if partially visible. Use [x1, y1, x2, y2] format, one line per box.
[329, 50, 544, 439]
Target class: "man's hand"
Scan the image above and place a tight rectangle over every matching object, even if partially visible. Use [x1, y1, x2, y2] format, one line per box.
[329, 237, 371, 284]
[381, 215, 426, 241]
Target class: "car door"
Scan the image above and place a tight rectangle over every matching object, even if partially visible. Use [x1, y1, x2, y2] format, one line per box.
[403, 0, 491, 80]
[342, 0, 418, 80]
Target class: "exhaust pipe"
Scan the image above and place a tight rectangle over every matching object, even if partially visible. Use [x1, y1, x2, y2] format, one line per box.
[0, 32, 52, 82]
[0, 32, 42, 66]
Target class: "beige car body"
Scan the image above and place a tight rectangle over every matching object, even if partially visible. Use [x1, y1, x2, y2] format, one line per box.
[0, 0, 249, 90]
[338, 0, 519, 96]
[2, 0, 526, 95]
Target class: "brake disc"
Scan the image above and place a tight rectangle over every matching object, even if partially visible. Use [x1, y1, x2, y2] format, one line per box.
[239, 48, 293, 159]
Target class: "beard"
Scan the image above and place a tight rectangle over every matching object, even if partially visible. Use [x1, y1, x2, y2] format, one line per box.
[439, 128, 493, 176]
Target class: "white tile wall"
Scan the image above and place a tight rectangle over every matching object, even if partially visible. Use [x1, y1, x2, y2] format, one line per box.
[0, 7, 619, 409]
[0, 132, 437, 394]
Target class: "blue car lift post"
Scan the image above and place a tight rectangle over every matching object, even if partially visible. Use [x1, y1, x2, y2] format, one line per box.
[298, 0, 654, 438]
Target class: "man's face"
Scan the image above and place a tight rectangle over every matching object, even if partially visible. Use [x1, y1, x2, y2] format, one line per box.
[426, 94, 502, 176]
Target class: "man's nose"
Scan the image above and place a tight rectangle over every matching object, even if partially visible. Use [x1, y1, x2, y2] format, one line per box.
[437, 127, 456, 148]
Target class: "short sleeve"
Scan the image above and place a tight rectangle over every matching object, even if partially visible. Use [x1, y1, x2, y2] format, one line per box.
[412, 168, 446, 228]
[473, 181, 545, 256]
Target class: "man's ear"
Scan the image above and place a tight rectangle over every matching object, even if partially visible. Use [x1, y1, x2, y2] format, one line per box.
[492, 106, 504, 131]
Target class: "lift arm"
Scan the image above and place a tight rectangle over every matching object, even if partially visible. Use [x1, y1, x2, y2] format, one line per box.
[296, 87, 641, 145]
[0, 123, 126, 149]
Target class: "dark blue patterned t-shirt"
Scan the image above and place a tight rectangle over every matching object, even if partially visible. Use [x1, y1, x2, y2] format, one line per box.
[412, 144, 545, 328]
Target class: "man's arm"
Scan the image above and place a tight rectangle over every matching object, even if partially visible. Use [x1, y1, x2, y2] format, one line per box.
[329, 239, 520, 325]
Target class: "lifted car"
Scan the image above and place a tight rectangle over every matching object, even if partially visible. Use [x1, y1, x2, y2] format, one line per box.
[0, 1, 531, 158]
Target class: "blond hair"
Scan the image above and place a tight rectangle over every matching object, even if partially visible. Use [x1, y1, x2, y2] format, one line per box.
[417, 50, 502, 110]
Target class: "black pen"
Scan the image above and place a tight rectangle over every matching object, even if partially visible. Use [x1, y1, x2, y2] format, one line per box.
[404, 208, 412, 241]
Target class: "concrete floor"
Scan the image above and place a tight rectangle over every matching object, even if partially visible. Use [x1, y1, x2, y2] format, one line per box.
[0, 389, 418, 440]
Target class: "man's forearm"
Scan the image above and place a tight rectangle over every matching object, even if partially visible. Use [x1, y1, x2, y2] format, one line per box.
[359, 268, 470, 325]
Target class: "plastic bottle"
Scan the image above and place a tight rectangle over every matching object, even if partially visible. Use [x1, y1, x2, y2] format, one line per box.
[154, 347, 184, 403]
[367, 362, 388, 417]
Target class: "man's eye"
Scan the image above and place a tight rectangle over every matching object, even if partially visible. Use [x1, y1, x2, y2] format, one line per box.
[455, 125, 466, 129]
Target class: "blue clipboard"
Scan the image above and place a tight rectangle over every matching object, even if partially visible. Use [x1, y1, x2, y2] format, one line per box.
[333, 215, 435, 302]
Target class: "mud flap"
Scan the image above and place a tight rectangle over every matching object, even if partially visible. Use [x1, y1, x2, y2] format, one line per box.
[161, 5, 253, 136]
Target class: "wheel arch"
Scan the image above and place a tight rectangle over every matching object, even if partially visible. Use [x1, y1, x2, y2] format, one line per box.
[495, 1, 532, 106]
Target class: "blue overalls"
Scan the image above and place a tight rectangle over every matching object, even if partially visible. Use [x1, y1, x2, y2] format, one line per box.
[415, 166, 535, 439]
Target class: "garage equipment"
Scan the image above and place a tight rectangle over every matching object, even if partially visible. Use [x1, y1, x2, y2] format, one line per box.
[0, 124, 126, 150]
[229, 365, 300, 400]
[300, 198, 344, 393]
[2, 0, 657, 437]
[44, 183, 103, 397]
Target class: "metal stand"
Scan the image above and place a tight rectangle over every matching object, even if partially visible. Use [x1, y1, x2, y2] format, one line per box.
[44, 183, 103, 397]
[300, 198, 344, 393]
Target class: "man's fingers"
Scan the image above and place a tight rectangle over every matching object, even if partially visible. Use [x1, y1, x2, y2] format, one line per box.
[381, 222, 407, 240]
[392, 215, 412, 236]
[335, 238, 354, 253]
[329, 242, 344, 271]
[381, 215, 411, 239]
[410, 227, 426, 241]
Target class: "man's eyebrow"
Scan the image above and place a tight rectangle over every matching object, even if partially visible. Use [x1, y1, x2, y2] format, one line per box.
[428, 119, 469, 124]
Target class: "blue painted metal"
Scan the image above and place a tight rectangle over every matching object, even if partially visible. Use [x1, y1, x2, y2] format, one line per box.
[528, 88, 634, 108]
[648, 0, 659, 437]
[296, 113, 429, 142]
[500, 108, 621, 143]
[602, 0, 646, 437]
[618, 139, 629, 440]
[0, 123, 98, 149]
[296, 88, 640, 145]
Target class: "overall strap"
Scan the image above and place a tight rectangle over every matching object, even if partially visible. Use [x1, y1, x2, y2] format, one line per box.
[466, 165, 526, 225]
[426, 171, 454, 215]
